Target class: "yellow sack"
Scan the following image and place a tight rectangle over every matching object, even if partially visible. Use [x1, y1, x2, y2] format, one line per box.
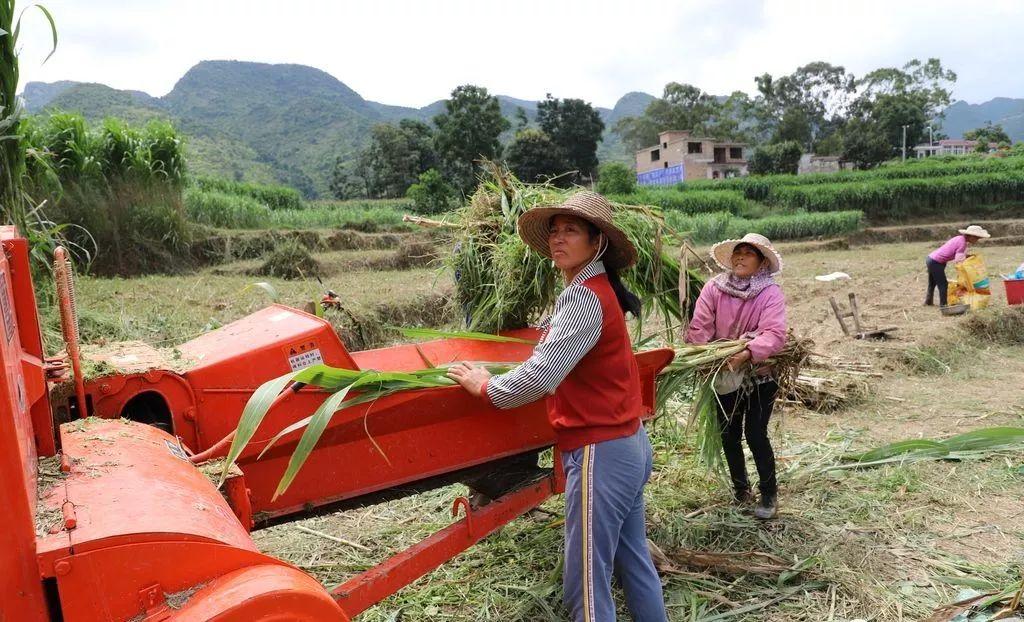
[960, 254, 991, 294]
[948, 253, 991, 309]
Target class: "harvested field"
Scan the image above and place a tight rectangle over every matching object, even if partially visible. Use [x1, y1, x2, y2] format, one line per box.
[53, 240, 1024, 620]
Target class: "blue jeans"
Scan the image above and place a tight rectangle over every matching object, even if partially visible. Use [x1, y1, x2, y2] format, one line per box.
[561, 425, 667, 621]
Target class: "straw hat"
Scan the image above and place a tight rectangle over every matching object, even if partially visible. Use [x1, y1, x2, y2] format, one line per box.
[710, 233, 783, 275]
[958, 225, 991, 239]
[517, 191, 638, 269]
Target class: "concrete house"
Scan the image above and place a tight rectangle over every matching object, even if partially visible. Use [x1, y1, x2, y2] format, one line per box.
[635, 130, 748, 185]
[913, 139, 980, 158]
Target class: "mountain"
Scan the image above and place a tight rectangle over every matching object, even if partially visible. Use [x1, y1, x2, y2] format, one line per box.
[939, 97, 1024, 142]
[23, 60, 655, 196]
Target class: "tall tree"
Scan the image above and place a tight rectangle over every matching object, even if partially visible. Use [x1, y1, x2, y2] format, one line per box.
[964, 123, 1011, 145]
[536, 94, 605, 179]
[433, 85, 510, 192]
[753, 61, 855, 150]
[613, 82, 722, 151]
[841, 58, 957, 167]
[504, 129, 571, 185]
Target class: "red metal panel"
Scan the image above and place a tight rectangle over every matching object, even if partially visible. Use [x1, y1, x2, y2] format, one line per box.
[333, 476, 558, 618]
[56, 418, 255, 553]
[166, 565, 348, 622]
[54, 542, 299, 622]
[0, 232, 55, 456]
[0, 227, 50, 620]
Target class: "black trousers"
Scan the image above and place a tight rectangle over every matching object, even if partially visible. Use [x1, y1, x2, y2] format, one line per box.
[926, 257, 948, 306]
[716, 380, 778, 497]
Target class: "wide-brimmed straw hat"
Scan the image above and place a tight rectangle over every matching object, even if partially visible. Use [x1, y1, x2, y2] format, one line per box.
[958, 225, 991, 239]
[710, 233, 783, 275]
[517, 191, 638, 269]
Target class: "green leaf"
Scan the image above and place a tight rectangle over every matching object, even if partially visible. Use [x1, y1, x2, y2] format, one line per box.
[243, 281, 279, 302]
[219, 369, 304, 486]
[846, 439, 949, 463]
[391, 326, 537, 344]
[940, 427, 1024, 452]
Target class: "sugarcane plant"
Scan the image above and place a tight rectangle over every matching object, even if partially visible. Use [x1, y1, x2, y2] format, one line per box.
[0, 0, 61, 275]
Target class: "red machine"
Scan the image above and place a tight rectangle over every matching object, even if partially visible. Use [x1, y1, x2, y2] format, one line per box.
[1, 226, 674, 621]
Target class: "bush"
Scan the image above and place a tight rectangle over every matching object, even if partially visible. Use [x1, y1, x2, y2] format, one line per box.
[406, 168, 457, 215]
[749, 141, 803, 175]
[769, 172, 1024, 220]
[194, 176, 303, 210]
[611, 188, 750, 215]
[596, 162, 636, 195]
[665, 210, 863, 243]
[184, 188, 271, 228]
[255, 239, 321, 280]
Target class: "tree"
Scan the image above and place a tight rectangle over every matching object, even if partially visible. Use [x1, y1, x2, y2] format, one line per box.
[964, 123, 1011, 145]
[433, 85, 510, 192]
[329, 157, 368, 199]
[748, 141, 802, 175]
[596, 162, 635, 195]
[504, 129, 571, 185]
[536, 94, 605, 180]
[752, 61, 855, 150]
[613, 82, 723, 151]
[838, 58, 957, 168]
[840, 117, 892, 169]
[406, 168, 456, 215]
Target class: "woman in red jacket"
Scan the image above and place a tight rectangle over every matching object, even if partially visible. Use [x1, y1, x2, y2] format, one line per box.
[448, 191, 667, 622]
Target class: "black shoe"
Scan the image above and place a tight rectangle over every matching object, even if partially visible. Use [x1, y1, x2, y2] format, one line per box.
[924, 299, 934, 306]
[734, 488, 756, 506]
[753, 493, 777, 520]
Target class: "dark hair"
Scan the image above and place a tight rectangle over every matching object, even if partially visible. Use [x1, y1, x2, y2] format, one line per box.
[583, 222, 642, 318]
[733, 242, 765, 262]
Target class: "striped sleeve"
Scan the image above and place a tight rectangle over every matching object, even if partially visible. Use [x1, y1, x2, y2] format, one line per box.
[484, 284, 603, 410]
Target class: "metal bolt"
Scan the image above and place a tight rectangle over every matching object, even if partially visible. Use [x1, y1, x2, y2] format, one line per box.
[99, 384, 111, 394]
[54, 561, 71, 576]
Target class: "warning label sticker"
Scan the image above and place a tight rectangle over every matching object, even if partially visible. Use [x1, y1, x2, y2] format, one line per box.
[285, 340, 323, 371]
[0, 271, 14, 343]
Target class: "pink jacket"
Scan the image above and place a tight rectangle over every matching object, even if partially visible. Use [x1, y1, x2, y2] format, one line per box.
[685, 280, 788, 363]
[929, 235, 967, 264]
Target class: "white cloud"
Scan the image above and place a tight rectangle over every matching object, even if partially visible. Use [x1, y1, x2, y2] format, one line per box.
[15, 0, 1024, 107]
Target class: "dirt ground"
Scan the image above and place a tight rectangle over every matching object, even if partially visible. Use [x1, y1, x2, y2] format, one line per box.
[242, 238, 1024, 621]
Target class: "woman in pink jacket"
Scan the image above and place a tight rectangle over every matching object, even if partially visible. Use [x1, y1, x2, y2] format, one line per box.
[685, 233, 787, 519]
[925, 225, 990, 307]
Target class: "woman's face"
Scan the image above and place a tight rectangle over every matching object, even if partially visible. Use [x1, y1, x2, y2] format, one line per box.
[965, 234, 980, 244]
[730, 243, 766, 278]
[549, 215, 601, 275]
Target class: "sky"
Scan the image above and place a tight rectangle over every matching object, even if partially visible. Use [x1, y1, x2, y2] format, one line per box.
[15, 0, 1024, 108]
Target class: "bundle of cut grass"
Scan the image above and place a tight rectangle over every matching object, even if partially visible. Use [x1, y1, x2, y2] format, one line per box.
[446, 162, 705, 337]
[656, 334, 812, 470]
[255, 239, 321, 280]
[961, 306, 1024, 345]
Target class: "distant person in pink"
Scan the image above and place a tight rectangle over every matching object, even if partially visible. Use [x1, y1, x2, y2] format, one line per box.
[925, 225, 990, 307]
[686, 233, 787, 520]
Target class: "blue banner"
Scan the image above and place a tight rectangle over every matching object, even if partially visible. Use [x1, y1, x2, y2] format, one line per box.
[637, 164, 684, 186]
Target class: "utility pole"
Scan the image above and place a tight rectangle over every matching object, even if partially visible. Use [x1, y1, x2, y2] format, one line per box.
[901, 125, 909, 162]
[928, 125, 934, 145]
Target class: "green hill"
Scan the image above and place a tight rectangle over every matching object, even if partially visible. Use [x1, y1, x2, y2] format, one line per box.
[26, 60, 654, 196]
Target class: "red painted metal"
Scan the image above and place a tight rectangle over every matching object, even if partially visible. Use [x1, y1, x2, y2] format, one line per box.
[0, 227, 50, 620]
[333, 474, 561, 618]
[2, 226, 677, 621]
[0, 230, 56, 456]
[164, 565, 350, 621]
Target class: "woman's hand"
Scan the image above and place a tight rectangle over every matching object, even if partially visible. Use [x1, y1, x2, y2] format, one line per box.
[447, 361, 492, 398]
[725, 348, 752, 372]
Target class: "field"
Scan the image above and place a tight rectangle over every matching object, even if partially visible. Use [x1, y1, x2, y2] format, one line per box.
[54, 225, 1024, 621]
